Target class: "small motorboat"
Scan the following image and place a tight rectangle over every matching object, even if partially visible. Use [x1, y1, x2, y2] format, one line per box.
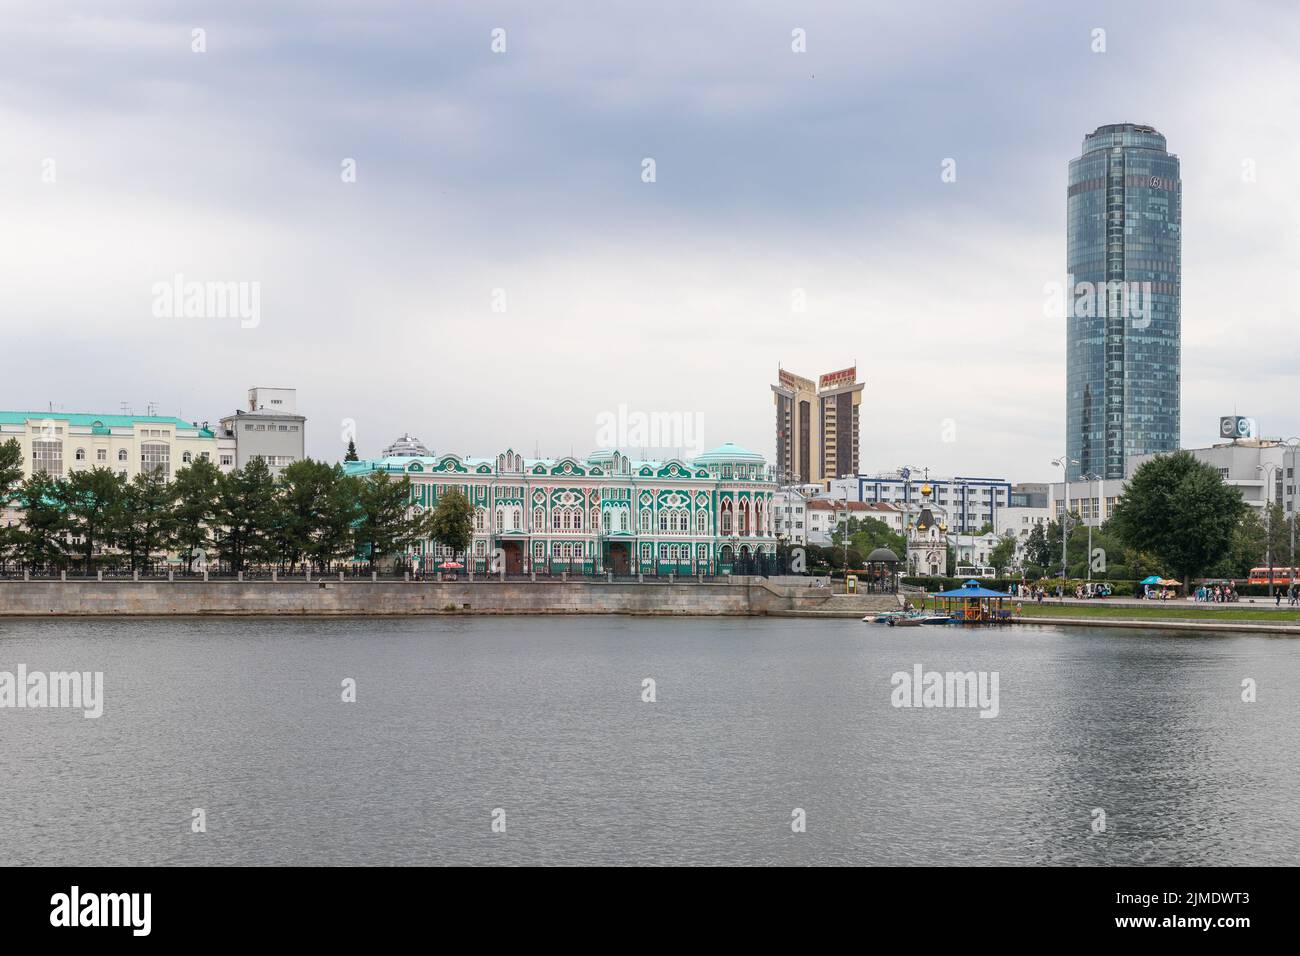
[919, 614, 953, 625]
[888, 614, 927, 627]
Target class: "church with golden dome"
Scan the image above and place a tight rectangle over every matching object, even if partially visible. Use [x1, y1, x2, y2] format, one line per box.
[905, 483, 949, 576]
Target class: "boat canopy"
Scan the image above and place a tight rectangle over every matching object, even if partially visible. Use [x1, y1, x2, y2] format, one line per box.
[934, 581, 1010, 599]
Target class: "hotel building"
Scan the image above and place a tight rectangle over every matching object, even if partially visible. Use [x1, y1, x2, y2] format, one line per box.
[771, 366, 864, 486]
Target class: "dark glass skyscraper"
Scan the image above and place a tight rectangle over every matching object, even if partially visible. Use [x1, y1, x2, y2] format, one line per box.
[1066, 123, 1181, 480]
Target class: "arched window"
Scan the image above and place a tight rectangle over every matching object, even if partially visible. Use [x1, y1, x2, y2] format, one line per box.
[140, 442, 170, 478]
[573, 509, 582, 530]
[553, 511, 562, 530]
[534, 508, 544, 530]
[511, 509, 520, 531]
[619, 511, 628, 531]
[118, 449, 128, 462]
[182, 451, 193, 464]
[696, 511, 707, 534]
[75, 448, 86, 461]
[475, 510, 485, 532]
[640, 510, 651, 533]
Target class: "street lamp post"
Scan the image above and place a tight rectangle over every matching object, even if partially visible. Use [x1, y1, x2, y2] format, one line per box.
[1051, 457, 1079, 601]
[1257, 463, 1279, 598]
[1081, 473, 1102, 585]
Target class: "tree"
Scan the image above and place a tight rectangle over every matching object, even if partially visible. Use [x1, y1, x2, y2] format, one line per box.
[58, 467, 127, 572]
[1109, 451, 1247, 593]
[213, 457, 278, 572]
[172, 457, 222, 572]
[0, 439, 22, 502]
[273, 459, 336, 570]
[11, 473, 68, 570]
[1024, 522, 1051, 569]
[344, 439, 359, 462]
[427, 487, 474, 563]
[833, 515, 906, 565]
[989, 532, 1017, 576]
[118, 470, 177, 571]
[0, 439, 26, 563]
[309, 469, 361, 571]
[355, 472, 419, 570]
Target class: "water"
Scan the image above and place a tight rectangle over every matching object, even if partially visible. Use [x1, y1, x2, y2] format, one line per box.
[0, 616, 1296, 866]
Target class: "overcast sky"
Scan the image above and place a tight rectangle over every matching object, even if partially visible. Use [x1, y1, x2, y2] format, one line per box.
[2, 0, 1297, 482]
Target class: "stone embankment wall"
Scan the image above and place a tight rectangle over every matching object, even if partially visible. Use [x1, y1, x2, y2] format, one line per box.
[0, 580, 900, 617]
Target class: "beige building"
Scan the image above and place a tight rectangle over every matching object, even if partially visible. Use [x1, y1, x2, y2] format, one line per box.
[771, 365, 864, 486]
[0, 411, 220, 482]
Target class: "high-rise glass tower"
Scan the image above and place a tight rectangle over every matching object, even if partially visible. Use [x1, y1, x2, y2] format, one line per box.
[1066, 123, 1181, 480]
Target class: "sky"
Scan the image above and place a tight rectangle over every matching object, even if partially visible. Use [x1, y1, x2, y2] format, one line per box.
[1, 0, 1297, 483]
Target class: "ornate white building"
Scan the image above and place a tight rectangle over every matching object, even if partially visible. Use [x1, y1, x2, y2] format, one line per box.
[344, 442, 778, 575]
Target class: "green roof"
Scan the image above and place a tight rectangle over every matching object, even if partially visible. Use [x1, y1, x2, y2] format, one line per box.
[692, 442, 766, 464]
[0, 411, 214, 438]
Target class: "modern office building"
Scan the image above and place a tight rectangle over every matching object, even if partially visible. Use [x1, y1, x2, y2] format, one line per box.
[771, 366, 863, 486]
[218, 387, 306, 473]
[1066, 123, 1182, 481]
[828, 472, 1011, 533]
[343, 442, 778, 575]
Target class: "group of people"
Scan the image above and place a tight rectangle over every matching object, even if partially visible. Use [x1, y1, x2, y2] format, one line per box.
[1192, 584, 1239, 603]
[1073, 582, 1111, 599]
[1010, 583, 1050, 602]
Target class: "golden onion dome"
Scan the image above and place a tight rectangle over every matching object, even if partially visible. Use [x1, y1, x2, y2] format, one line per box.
[920, 483, 932, 496]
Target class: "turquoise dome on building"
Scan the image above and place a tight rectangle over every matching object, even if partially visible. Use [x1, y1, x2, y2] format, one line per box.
[691, 442, 765, 465]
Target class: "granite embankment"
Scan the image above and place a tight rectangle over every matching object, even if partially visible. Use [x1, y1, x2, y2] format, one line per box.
[0, 578, 900, 617]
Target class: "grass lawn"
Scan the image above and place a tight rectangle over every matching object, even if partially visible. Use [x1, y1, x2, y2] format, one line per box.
[989, 602, 1300, 623]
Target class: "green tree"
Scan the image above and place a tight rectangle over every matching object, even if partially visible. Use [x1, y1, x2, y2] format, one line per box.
[273, 459, 337, 570]
[989, 532, 1017, 576]
[834, 516, 906, 563]
[1109, 451, 1247, 593]
[344, 439, 359, 462]
[118, 470, 177, 571]
[213, 457, 278, 572]
[0, 439, 22, 501]
[309, 470, 362, 571]
[355, 472, 419, 570]
[1024, 522, 1051, 569]
[0, 439, 26, 563]
[172, 457, 222, 572]
[11, 473, 69, 570]
[427, 487, 474, 563]
[58, 467, 127, 572]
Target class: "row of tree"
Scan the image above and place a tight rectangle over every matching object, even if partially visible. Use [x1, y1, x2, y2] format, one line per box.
[0, 440, 475, 573]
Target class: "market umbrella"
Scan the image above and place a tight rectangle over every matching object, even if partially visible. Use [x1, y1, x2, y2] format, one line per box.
[1140, 575, 1162, 585]
[1160, 578, 1182, 586]
[438, 560, 464, 569]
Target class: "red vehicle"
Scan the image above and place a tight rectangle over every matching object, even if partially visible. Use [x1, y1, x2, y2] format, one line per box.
[1248, 567, 1300, 586]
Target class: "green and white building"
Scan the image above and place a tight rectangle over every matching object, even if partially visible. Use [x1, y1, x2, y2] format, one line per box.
[343, 442, 778, 575]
